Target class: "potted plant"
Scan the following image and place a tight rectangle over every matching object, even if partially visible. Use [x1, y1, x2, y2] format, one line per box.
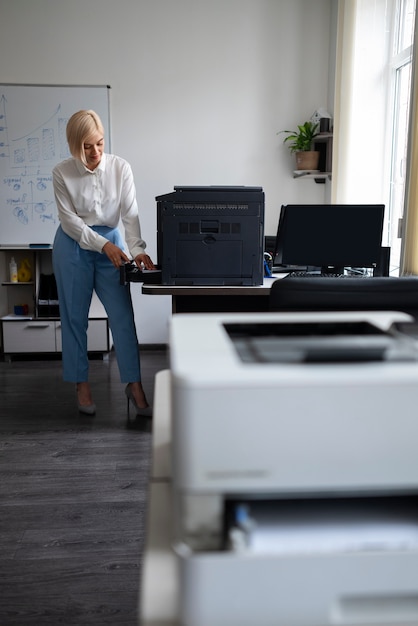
[279, 120, 320, 171]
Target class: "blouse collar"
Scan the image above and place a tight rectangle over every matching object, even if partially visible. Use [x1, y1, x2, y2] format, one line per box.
[75, 152, 107, 175]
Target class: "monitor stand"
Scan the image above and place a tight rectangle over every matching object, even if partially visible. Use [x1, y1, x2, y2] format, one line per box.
[321, 266, 345, 276]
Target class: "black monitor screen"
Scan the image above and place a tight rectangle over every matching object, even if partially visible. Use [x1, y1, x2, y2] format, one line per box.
[274, 204, 384, 272]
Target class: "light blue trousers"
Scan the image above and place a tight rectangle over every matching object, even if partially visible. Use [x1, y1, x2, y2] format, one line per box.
[52, 225, 141, 383]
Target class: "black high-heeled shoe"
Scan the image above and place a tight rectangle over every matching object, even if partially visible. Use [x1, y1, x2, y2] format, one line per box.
[125, 384, 153, 418]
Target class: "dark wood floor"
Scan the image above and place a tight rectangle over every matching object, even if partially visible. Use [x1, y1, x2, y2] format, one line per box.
[0, 347, 169, 625]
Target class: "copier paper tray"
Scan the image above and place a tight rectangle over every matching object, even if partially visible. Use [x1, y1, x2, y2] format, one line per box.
[176, 495, 418, 626]
[223, 495, 418, 555]
[224, 320, 417, 363]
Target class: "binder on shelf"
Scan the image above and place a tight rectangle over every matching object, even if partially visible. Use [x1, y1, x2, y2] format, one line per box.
[37, 273, 59, 318]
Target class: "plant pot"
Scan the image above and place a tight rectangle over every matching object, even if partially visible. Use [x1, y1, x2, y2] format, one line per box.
[295, 150, 320, 171]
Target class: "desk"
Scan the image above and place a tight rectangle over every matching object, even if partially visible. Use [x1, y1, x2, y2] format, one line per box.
[141, 275, 287, 313]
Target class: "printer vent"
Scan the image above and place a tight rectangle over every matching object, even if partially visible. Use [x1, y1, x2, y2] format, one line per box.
[173, 202, 250, 212]
[178, 221, 241, 235]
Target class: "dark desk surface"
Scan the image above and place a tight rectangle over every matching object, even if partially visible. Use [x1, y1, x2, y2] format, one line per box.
[141, 276, 287, 313]
[141, 275, 286, 296]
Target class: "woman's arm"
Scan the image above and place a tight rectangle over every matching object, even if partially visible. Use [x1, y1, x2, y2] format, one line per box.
[119, 161, 155, 269]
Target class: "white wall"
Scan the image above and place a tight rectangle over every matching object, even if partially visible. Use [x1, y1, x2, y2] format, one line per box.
[0, 0, 333, 343]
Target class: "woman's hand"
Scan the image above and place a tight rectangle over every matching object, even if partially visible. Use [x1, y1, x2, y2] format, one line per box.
[102, 241, 131, 268]
[134, 253, 156, 270]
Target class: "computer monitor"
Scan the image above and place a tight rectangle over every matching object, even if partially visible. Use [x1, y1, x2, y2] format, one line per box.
[274, 204, 385, 274]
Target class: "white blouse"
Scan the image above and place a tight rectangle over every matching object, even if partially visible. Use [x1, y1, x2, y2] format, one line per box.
[52, 153, 147, 257]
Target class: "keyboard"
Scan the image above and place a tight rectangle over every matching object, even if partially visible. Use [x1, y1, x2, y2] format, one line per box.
[286, 271, 369, 278]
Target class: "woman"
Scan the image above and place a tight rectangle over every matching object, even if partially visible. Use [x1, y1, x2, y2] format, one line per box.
[52, 109, 154, 417]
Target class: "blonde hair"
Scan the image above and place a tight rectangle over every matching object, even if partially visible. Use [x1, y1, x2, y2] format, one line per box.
[66, 110, 105, 165]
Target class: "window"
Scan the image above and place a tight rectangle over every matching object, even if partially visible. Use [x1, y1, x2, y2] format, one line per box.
[387, 0, 416, 273]
[333, 0, 416, 275]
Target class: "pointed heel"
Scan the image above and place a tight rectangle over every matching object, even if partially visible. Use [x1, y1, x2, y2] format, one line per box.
[75, 384, 96, 415]
[125, 384, 152, 418]
[78, 402, 96, 416]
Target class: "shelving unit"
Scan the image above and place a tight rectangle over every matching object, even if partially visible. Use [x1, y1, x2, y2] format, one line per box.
[292, 170, 332, 183]
[0, 246, 112, 360]
[293, 132, 333, 184]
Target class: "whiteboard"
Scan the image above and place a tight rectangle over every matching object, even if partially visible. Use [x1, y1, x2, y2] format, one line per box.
[0, 84, 111, 246]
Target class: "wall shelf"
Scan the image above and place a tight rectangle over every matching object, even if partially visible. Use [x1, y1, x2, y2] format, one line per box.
[1, 281, 35, 286]
[293, 171, 332, 184]
[292, 132, 333, 184]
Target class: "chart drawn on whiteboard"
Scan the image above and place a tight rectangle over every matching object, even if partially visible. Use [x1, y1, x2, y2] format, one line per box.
[0, 96, 67, 236]
[0, 84, 110, 246]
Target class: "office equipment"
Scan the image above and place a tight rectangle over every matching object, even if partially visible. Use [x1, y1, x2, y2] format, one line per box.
[374, 245, 391, 276]
[273, 203, 385, 275]
[156, 186, 265, 285]
[264, 235, 276, 257]
[0, 84, 111, 246]
[168, 310, 418, 625]
[119, 261, 162, 285]
[269, 275, 418, 319]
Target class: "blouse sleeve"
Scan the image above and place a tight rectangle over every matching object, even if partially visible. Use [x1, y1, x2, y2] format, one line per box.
[119, 161, 147, 258]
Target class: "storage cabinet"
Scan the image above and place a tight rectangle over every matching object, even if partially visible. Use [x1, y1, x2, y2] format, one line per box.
[2, 318, 111, 355]
[54, 318, 110, 352]
[3, 319, 57, 353]
[0, 246, 112, 358]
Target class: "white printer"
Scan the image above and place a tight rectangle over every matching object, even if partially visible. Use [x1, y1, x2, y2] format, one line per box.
[168, 311, 418, 626]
